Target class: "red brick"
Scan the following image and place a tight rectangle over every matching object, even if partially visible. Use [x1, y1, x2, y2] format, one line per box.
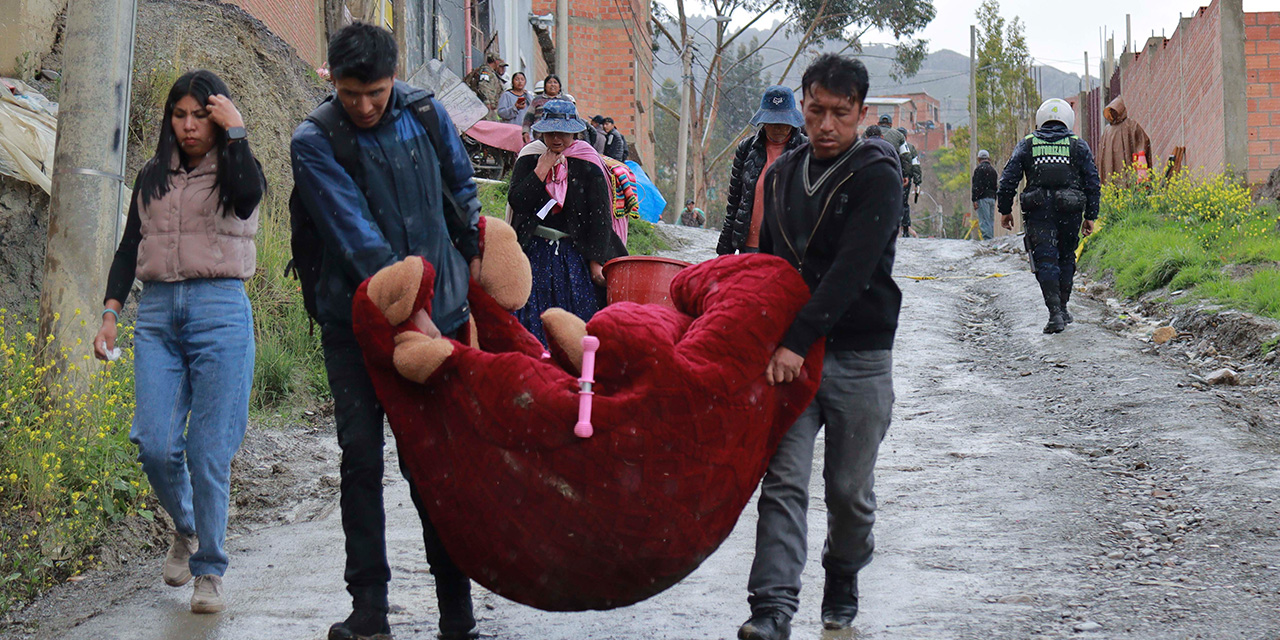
[1260, 97, 1280, 111]
[1261, 40, 1280, 55]
[1251, 140, 1271, 156]
[1248, 25, 1269, 40]
[1250, 112, 1271, 127]
[1253, 83, 1274, 98]
[1258, 12, 1280, 25]
[1247, 12, 1258, 25]
[1260, 126, 1280, 140]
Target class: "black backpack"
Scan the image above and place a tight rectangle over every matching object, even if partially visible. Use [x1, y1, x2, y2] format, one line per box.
[286, 89, 468, 320]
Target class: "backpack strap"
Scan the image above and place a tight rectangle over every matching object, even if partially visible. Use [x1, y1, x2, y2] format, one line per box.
[305, 96, 362, 180]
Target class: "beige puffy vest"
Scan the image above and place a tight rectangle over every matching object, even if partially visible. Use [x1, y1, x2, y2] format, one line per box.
[135, 151, 258, 282]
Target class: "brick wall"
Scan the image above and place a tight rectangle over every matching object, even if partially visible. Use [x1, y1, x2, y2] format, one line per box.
[1119, 1, 1226, 180]
[531, 0, 654, 166]
[227, 0, 322, 67]
[1245, 9, 1280, 183]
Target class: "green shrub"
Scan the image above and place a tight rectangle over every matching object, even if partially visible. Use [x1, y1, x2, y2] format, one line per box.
[626, 218, 668, 256]
[478, 181, 509, 220]
[0, 312, 145, 612]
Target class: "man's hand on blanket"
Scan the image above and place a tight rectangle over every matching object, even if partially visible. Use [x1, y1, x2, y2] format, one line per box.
[766, 346, 805, 386]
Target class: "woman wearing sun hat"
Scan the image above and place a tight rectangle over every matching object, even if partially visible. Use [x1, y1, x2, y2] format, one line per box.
[507, 99, 626, 345]
[716, 85, 808, 256]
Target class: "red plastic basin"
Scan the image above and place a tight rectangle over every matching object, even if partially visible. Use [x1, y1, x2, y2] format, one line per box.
[602, 256, 692, 310]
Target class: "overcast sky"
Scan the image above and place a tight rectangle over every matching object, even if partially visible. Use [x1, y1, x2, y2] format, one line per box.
[675, 0, 1280, 76]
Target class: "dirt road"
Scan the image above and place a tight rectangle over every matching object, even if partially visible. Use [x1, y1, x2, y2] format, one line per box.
[6, 229, 1280, 639]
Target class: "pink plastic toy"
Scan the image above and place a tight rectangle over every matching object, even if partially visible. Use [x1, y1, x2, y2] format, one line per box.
[574, 335, 600, 438]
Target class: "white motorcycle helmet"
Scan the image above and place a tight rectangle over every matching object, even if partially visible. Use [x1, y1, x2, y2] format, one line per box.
[1035, 98, 1075, 129]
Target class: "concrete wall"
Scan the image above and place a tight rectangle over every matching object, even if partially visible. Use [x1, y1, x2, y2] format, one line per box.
[532, 0, 653, 166]
[0, 0, 68, 76]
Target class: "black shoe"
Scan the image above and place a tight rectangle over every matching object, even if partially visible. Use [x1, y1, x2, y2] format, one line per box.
[821, 572, 859, 630]
[738, 610, 792, 640]
[1060, 284, 1074, 324]
[437, 593, 478, 640]
[1062, 306, 1074, 325]
[329, 609, 393, 640]
[1040, 281, 1066, 334]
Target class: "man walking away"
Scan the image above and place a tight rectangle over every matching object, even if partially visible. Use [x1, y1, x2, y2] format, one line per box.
[897, 126, 921, 238]
[741, 53, 902, 640]
[291, 23, 484, 640]
[971, 149, 998, 240]
[998, 98, 1101, 334]
[680, 199, 706, 227]
[464, 54, 507, 121]
[602, 117, 628, 161]
[878, 114, 904, 149]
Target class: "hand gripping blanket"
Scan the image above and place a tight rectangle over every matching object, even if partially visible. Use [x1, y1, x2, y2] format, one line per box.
[351, 217, 822, 611]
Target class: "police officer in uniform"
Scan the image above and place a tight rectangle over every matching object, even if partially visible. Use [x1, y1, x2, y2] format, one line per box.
[897, 127, 921, 237]
[998, 98, 1101, 334]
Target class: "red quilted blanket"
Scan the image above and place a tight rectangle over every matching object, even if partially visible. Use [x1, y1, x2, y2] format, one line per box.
[352, 252, 822, 611]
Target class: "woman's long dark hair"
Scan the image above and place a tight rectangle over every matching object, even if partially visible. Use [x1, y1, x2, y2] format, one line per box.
[137, 70, 240, 215]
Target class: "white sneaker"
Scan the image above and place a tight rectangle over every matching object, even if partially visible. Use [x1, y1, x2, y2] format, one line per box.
[162, 533, 197, 587]
[190, 574, 225, 614]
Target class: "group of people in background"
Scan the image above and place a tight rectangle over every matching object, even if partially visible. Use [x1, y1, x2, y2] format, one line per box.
[465, 55, 629, 162]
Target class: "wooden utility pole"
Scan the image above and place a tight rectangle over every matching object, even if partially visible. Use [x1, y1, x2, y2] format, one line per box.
[673, 0, 691, 223]
[39, 0, 137, 374]
[393, 0, 406, 72]
[969, 25, 978, 174]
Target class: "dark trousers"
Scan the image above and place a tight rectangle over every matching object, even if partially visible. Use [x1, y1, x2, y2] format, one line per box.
[1025, 210, 1083, 299]
[321, 323, 471, 612]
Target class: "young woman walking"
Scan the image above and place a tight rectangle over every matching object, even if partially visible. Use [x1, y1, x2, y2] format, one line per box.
[94, 69, 263, 614]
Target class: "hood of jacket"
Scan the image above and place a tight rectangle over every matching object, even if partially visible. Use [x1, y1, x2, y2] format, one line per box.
[1033, 122, 1074, 142]
[1103, 96, 1127, 125]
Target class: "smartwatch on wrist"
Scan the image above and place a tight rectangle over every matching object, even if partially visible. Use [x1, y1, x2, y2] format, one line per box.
[226, 126, 247, 141]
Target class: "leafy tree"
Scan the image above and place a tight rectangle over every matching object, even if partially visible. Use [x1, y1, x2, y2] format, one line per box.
[974, 0, 1039, 163]
[652, 0, 937, 218]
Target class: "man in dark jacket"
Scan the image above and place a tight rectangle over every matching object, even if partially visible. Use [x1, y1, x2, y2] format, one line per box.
[739, 54, 901, 640]
[998, 98, 1101, 334]
[291, 23, 483, 640]
[602, 117, 628, 161]
[897, 126, 922, 237]
[716, 85, 807, 255]
[971, 149, 998, 239]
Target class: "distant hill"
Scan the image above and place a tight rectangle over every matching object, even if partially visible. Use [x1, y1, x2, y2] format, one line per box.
[653, 16, 1083, 127]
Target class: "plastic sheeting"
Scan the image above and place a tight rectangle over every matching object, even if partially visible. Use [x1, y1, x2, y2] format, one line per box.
[0, 79, 57, 194]
[626, 161, 665, 223]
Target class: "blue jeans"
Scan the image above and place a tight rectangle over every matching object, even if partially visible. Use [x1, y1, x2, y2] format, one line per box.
[747, 349, 895, 616]
[130, 279, 255, 577]
[976, 198, 996, 240]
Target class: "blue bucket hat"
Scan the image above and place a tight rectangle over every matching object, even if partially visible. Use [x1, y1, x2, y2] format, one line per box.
[750, 85, 804, 128]
[532, 99, 587, 134]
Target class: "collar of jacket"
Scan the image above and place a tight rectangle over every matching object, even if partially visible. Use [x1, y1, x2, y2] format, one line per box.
[1033, 122, 1074, 142]
[751, 127, 805, 153]
[167, 147, 217, 176]
[767, 138, 899, 260]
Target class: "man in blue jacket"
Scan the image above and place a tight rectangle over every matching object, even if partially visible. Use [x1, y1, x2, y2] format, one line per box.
[998, 98, 1101, 334]
[291, 23, 482, 640]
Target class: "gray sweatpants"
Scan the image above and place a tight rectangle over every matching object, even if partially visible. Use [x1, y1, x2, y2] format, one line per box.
[747, 349, 895, 616]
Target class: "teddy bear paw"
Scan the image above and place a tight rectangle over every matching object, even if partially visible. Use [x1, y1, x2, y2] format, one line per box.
[477, 217, 532, 311]
[541, 308, 587, 374]
[393, 331, 454, 383]
[368, 258, 426, 327]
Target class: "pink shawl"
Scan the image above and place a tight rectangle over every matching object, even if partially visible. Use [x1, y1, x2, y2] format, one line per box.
[545, 140, 609, 209]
